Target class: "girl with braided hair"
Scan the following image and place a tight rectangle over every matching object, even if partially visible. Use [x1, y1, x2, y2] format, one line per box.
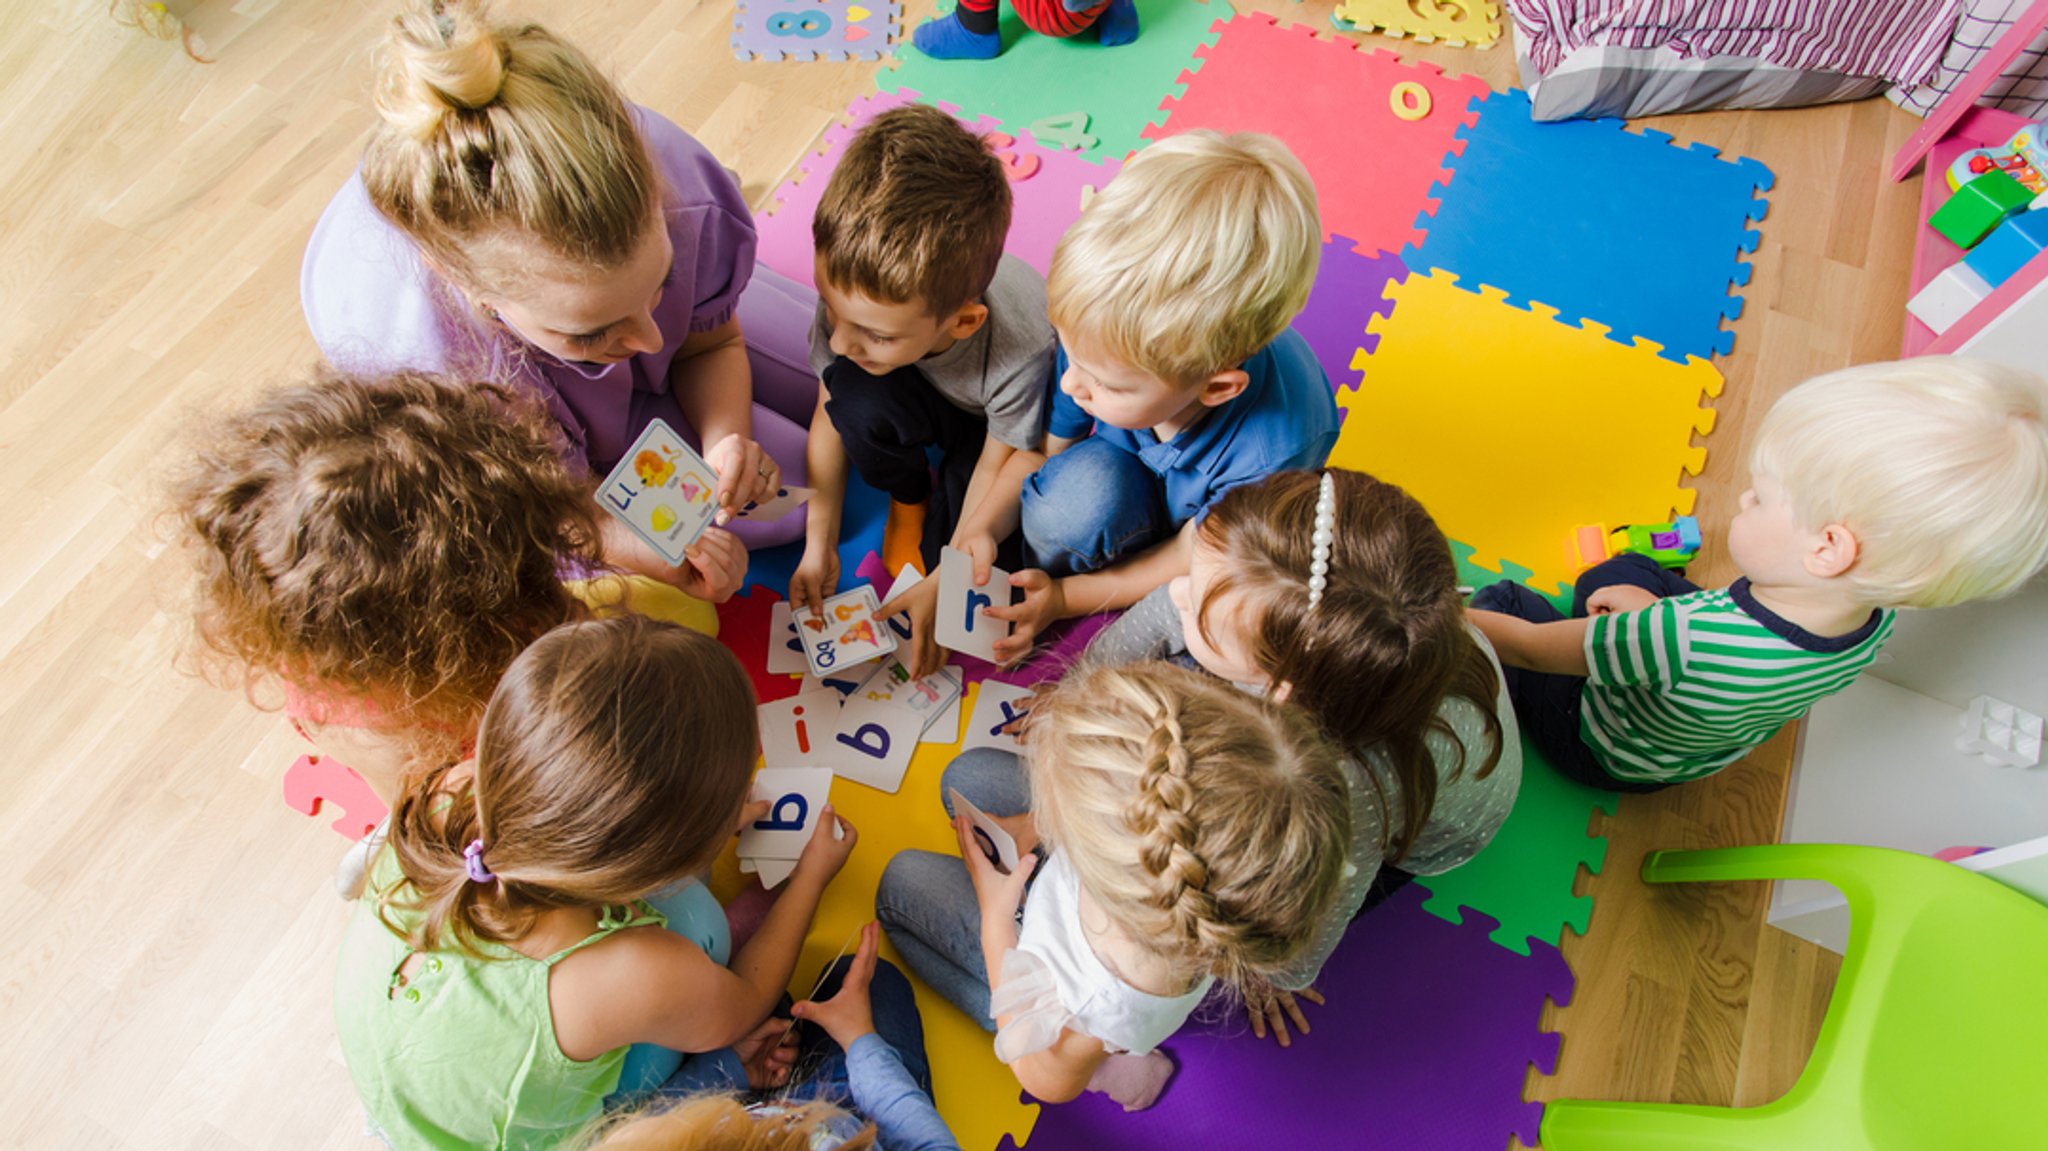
[875, 662, 1351, 1111]
[1083, 467, 1522, 1044]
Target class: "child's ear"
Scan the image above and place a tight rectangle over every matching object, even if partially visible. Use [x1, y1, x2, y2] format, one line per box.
[1806, 522, 1860, 579]
[1268, 680, 1294, 705]
[946, 302, 990, 341]
[1196, 368, 1251, 408]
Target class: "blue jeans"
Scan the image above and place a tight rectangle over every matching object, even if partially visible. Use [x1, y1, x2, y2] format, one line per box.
[1020, 437, 1175, 575]
[875, 748, 1034, 1031]
[1471, 553, 1694, 794]
[783, 957, 933, 1103]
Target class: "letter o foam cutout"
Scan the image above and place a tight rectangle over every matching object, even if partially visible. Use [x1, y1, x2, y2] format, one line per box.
[1390, 81, 1432, 121]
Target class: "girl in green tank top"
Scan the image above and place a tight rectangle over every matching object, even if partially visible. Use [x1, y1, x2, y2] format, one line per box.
[335, 615, 861, 1150]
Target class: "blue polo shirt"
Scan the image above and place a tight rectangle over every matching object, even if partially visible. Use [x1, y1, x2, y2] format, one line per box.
[1044, 328, 1340, 524]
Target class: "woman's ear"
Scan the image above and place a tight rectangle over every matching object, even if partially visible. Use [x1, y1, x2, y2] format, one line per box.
[1805, 522, 1860, 579]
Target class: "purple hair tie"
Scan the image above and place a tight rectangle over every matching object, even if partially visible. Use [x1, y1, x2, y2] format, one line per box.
[463, 838, 496, 883]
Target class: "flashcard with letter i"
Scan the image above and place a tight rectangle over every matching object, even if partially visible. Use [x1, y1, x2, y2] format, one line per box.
[790, 585, 896, 678]
[758, 689, 842, 767]
[594, 419, 719, 566]
[934, 546, 1014, 661]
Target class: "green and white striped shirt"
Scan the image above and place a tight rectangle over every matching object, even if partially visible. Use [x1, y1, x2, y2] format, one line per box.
[1581, 581, 1893, 784]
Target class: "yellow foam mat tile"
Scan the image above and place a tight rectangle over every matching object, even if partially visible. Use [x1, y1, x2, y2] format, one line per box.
[1335, 0, 1502, 48]
[1332, 269, 1721, 596]
[710, 681, 1038, 1150]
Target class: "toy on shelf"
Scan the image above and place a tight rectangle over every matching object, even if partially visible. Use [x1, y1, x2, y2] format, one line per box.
[1956, 694, 2043, 769]
[1907, 262, 1996, 333]
[1946, 121, 2048, 195]
[1571, 516, 1700, 573]
[1929, 168, 2035, 249]
[1962, 208, 2048, 288]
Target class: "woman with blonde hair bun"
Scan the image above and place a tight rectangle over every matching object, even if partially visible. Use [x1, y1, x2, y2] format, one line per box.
[302, 0, 818, 586]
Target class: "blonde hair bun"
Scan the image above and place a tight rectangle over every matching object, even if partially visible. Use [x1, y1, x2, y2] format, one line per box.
[377, 0, 509, 142]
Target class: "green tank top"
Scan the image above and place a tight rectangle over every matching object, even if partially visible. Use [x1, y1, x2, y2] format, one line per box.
[333, 845, 667, 1150]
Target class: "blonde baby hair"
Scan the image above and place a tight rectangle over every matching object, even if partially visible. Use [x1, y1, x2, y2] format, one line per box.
[579, 1094, 876, 1151]
[1028, 661, 1351, 991]
[812, 103, 1012, 318]
[1046, 130, 1320, 384]
[1749, 355, 2048, 609]
[362, 0, 655, 290]
[385, 615, 758, 958]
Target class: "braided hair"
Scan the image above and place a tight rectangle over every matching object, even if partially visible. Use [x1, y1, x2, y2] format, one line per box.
[1028, 662, 1352, 992]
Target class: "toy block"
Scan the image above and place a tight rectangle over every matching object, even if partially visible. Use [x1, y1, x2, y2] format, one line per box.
[1962, 208, 2048, 287]
[1930, 169, 2036, 248]
[1957, 695, 2044, 768]
[1907, 262, 1996, 333]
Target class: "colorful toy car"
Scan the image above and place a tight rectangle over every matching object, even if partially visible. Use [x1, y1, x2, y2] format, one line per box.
[1572, 515, 1701, 572]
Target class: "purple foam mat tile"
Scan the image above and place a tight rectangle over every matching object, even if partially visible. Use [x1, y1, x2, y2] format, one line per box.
[999, 884, 1570, 1151]
[1297, 235, 1406, 393]
[853, 552, 1111, 689]
[732, 0, 900, 62]
[756, 88, 1121, 287]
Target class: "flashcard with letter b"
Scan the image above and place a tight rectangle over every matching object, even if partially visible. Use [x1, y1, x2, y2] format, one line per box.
[934, 546, 1014, 661]
[820, 695, 923, 793]
[594, 419, 719, 565]
[737, 767, 834, 860]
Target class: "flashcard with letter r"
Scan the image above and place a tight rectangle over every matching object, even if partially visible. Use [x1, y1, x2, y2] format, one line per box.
[934, 546, 1014, 661]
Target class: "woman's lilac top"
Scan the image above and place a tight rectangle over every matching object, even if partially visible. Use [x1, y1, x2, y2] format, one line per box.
[301, 106, 759, 476]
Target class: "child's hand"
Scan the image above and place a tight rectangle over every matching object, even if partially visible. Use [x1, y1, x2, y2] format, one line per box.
[794, 805, 858, 885]
[677, 527, 747, 603]
[879, 578, 945, 680]
[1586, 585, 1660, 615]
[704, 433, 780, 524]
[790, 921, 881, 1051]
[789, 546, 840, 619]
[1243, 978, 1324, 1048]
[733, 798, 772, 837]
[997, 692, 1037, 743]
[987, 570, 1065, 665]
[957, 529, 1000, 588]
[957, 812, 1037, 926]
[733, 1015, 800, 1090]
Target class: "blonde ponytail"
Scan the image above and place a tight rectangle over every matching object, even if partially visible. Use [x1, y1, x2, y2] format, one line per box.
[1029, 662, 1352, 991]
[362, 0, 656, 289]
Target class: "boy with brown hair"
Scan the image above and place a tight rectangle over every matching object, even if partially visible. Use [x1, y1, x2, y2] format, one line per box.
[791, 103, 1057, 674]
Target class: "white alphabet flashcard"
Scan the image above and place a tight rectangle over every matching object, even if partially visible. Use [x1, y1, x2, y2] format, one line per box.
[753, 857, 798, 889]
[949, 787, 1021, 874]
[819, 694, 923, 794]
[737, 767, 834, 861]
[934, 546, 1014, 661]
[767, 602, 808, 675]
[802, 669, 869, 699]
[878, 562, 924, 646]
[594, 419, 719, 566]
[921, 692, 963, 745]
[735, 484, 813, 522]
[757, 689, 843, 768]
[854, 655, 964, 733]
[790, 585, 897, 678]
[962, 680, 1033, 753]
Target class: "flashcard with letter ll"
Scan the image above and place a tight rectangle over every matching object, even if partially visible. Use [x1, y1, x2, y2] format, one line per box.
[934, 546, 1013, 661]
[962, 680, 1033, 753]
[819, 694, 923, 793]
[790, 585, 896, 678]
[594, 419, 719, 565]
[737, 767, 834, 860]
[758, 689, 843, 767]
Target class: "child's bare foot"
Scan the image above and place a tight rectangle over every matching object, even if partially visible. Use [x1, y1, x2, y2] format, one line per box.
[1085, 1050, 1175, 1111]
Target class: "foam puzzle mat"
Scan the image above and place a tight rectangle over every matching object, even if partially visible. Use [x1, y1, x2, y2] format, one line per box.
[1329, 267, 1723, 599]
[997, 886, 1570, 1150]
[1335, 0, 1502, 48]
[732, 0, 900, 62]
[1409, 87, 1772, 364]
[702, 11, 1775, 1146]
[881, 0, 1223, 162]
[1147, 13, 1491, 259]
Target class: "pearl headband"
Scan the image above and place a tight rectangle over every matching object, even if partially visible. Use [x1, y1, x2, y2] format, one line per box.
[1307, 472, 1335, 609]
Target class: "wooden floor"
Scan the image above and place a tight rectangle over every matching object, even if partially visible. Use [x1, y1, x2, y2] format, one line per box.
[0, 1, 1922, 1146]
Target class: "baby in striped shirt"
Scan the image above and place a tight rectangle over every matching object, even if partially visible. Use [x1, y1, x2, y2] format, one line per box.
[1467, 357, 2048, 791]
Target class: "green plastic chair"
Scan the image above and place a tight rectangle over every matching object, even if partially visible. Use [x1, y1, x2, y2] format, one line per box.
[1542, 843, 2048, 1150]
